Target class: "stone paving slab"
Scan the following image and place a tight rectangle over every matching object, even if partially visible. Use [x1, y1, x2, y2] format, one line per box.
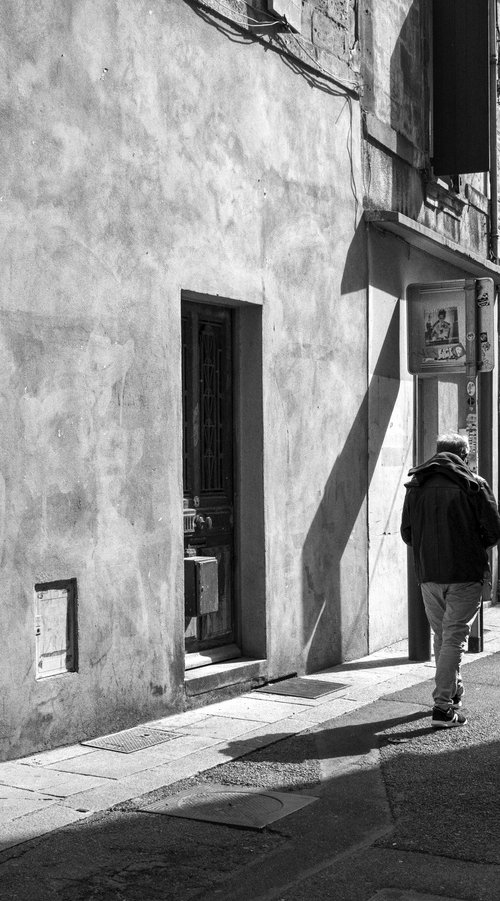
[0, 804, 89, 852]
[290, 698, 361, 724]
[374, 672, 436, 694]
[0, 762, 112, 797]
[0, 784, 58, 821]
[62, 746, 234, 812]
[173, 714, 264, 740]
[202, 696, 313, 721]
[147, 709, 216, 730]
[343, 685, 399, 704]
[46, 733, 221, 780]
[19, 744, 96, 767]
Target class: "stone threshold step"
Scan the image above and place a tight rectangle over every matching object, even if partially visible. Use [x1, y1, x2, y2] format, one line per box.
[184, 658, 267, 696]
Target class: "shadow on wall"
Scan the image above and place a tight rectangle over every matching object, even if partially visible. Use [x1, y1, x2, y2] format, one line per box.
[301, 221, 402, 672]
[390, 0, 427, 218]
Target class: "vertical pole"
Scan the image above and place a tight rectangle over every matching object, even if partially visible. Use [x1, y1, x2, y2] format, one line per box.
[490, 0, 498, 264]
[468, 596, 485, 653]
[407, 548, 431, 661]
[466, 279, 483, 652]
[408, 375, 431, 661]
[465, 279, 478, 472]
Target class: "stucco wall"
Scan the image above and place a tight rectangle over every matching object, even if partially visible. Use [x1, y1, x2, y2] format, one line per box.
[0, 0, 365, 759]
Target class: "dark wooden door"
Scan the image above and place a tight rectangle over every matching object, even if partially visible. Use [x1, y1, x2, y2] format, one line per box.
[182, 301, 235, 651]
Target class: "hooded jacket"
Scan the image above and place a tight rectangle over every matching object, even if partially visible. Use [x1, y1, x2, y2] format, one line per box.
[401, 452, 500, 584]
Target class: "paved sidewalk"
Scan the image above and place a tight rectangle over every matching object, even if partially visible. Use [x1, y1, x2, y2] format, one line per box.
[2, 605, 500, 855]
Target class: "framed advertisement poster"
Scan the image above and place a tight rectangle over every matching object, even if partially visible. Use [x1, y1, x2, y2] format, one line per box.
[407, 278, 495, 375]
[407, 281, 467, 374]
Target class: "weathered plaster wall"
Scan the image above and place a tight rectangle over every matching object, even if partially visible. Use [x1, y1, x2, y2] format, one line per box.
[0, 0, 189, 758]
[0, 0, 365, 758]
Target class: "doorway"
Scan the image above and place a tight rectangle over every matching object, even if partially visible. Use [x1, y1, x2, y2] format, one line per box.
[416, 372, 493, 481]
[182, 300, 235, 653]
[417, 373, 469, 463]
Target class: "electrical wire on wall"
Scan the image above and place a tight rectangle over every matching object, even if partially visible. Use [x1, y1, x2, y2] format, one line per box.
[186, 0, 361, 219]
[196, 0, 278, 28]
[188, 0, 360, 96]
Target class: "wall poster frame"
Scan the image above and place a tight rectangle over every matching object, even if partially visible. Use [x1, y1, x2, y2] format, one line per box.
[407, 278, 494, 376]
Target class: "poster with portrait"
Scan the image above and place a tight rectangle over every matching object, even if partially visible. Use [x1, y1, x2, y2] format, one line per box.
[407, 281, 467, 374]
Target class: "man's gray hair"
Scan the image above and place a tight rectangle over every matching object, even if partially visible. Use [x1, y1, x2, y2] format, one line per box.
[436, 432, 469, 459]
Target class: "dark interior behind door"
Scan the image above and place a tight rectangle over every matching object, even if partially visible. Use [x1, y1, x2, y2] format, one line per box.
[182, 301, 235, 652]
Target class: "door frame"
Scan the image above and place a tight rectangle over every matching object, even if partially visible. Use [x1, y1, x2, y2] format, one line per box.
[182, 300, 235, 651]
[181, 290, 267, 663]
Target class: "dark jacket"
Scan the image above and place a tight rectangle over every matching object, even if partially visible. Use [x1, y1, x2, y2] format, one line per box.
[401, 452, 500, 583]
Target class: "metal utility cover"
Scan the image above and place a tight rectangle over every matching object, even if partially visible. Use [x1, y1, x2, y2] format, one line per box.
[140, 784, 317, 829]
[81, 726, 177, 754]
[255, 677, 347, 699]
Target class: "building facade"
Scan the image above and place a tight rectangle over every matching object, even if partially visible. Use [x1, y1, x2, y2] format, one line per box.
[1, 0, 499, 760]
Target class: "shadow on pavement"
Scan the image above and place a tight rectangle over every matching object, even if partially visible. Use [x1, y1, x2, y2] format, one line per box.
[2, 698, 500, 900]
[219, 706, 431, 766]
[378, 736, 500, 865]
[329, 655, 417, 671]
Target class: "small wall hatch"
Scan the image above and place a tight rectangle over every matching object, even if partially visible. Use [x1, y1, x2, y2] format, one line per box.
[34, 579, 77, 680]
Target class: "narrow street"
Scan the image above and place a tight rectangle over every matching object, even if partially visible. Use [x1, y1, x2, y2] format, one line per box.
[2, 642, 500, 901]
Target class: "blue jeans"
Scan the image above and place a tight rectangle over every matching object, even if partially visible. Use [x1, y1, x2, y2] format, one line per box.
[420, 581, 482, 711]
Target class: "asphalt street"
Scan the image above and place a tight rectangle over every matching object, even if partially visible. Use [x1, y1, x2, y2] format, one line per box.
[2, 649, 500, 901]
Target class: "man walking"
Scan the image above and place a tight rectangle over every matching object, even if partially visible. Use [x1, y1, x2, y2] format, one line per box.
[401, 432, 500, 728]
